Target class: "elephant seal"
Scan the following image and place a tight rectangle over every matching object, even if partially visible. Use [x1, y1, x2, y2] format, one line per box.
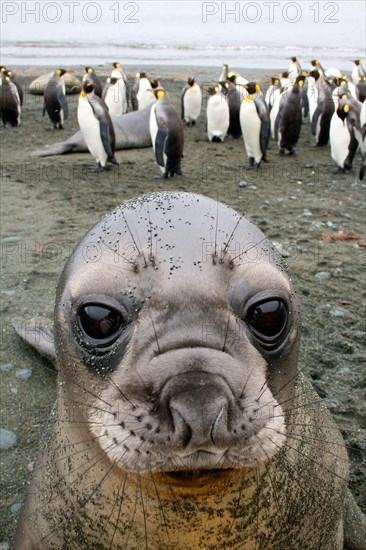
[31, 107, 152, 157]
[29, 72, 81, 95]
[12, 192, 364, 549]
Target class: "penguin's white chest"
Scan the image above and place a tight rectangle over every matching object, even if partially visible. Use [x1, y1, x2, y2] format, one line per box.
[137, 78, 155, 110]
[330, 113, 350, 167]
[270, 92, 282, 139]
[240, 101, 262, 163]
[206, 94, 230, 141]
[149, 103, 166, 172]
[77, 98, 107, 166]
[183, 85, 202, 122]
[104, 79, 127, 116]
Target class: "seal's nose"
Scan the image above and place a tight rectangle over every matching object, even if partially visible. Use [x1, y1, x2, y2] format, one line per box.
[168, 384, 232, 453]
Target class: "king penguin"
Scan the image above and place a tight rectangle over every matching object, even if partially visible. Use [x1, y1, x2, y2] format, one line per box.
[274, 75, 305, 154]
[181, 77, 202, 126]
[309, 59, 325, 76]
[351, 60, 366, 85]
[0, 74, 21, 127]
[43, 68, 68, 129]
[206, 85, 230, 142]
[3, 69, 23, 105]
[330, 98, 363, 177]
[149, 87, 184, 177]
[311, 76, 336, 146]
[265, 76, 281, 112]
[102, 62, 128, 116]
[77, 81, 118, 171]
[132, 72, 156, 111]
[288, 56, 302, 81]
[239, 82, 269, 167]
[83, 67, 103, 98]
[221, 81, 242, 138]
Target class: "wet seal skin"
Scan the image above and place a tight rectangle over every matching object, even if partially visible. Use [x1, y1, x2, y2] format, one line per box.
[11, 192, 365, 549]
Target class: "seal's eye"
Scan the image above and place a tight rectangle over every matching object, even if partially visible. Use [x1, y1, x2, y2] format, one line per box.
[246, 299, 288, 346]
[79, 305, 123, 341]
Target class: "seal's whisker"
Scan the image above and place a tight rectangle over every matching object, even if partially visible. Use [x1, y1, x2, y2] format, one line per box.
[148, 466, 171, 542]
[269, 436, 349, 483]
[238, 364, 256, 399]
[222, 216, 242, 258]
[288, 421, 364, 434]
[67, 400, 116, 416]
[70, 380, 113, 407]
[267, 425, 362, 453]
[107, 468, 128, 549]
[32, 439, 102, 472]
[231, 235, 268, 263]
[137, 471, 149, 550]
[107, 373, 137, 408]
[148, 309, 161, 354]
[275, 388, 321, 409]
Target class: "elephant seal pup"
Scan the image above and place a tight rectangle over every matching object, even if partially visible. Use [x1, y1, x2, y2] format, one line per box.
[12, 192, 359, 549]
[31, 106, 153, 157]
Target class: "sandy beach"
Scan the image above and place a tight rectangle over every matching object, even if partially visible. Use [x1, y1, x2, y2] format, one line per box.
[0, 67, 365, 543]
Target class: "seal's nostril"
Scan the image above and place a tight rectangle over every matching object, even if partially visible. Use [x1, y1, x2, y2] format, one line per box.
[170, 406, 192, 447]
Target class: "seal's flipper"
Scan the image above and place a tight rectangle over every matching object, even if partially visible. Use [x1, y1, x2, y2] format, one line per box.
[12, 320, 56, 363]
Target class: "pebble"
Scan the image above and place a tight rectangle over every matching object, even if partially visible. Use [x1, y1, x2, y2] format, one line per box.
[315, 304, 331, 315]
[325, 221, 334, 227]
[1, 290, 16, 297]
[305, 163, 314, 169]
[272, 242, 290, 258]
[329, 308, 346, 318]
[303, 209, 313, 217]
[238, 181, 248, 188]
[248, 185, 257, 190]
[332, 267, 343, 276]
[2, 236, 21, 243]
[0, 428, 18, 450]
[0, 363, 13, 372]
[315, 271, 331, 281]
[11, 502, 22, 515]
[15, 368, 32, 380]
[290, 195, 297, 200]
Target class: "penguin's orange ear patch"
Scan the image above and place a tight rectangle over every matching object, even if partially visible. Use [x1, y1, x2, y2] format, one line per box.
[344, 104, 350, 113]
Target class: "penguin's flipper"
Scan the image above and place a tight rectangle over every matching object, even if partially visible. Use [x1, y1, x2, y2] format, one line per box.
[155, 128, 168, 167]
[260, 121, 270, 157]
[255, 100, 270, 156]
[302, 91, 309, 118]
[353, 126, 365, 155]
[131, 88, 138, 111]
[43, 104, 46, 117]
[99, 119, 115, 160]
[181, 85, 188, 120]
[57, 88, 68, 119]
[311, 106, 322, 136]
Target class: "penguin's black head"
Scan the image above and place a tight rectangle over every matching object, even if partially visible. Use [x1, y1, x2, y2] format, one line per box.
[227, 72, 237, 83]
[150, 79, 159, 89]
[290, 56, 298, 62]
[280, 71, 289, 78]
[0, 66, 6, 73]
[205, 86, 219, 96]
[310, 60, 317, 66]
[244, 82, 261, 95]
[152, 87, 167, 100]
[295, 75, 306, 87]
[337, 100, 351, 121]
[138, 72, 147, 79]
[353, 60, 361, 65]
[271, 76, 280, 85]
[188, 77, 195, 86]
[85, 67, 94, 74]
[82, 81, 94, 94]
[56, 68, 66, 77]
[4, 69, 12, 78]
[113, 62, 121, 69]
[308, 69, 320, 81]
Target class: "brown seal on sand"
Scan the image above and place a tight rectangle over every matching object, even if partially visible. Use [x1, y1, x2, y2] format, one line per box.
[12, 192, 365, 549]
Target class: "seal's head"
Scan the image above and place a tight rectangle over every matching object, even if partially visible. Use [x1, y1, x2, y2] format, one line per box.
[55, 192, 300, 482]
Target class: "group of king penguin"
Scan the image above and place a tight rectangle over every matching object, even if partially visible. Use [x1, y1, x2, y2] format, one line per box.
[206, 57, 365, 179]
[0, 58, 365, 179]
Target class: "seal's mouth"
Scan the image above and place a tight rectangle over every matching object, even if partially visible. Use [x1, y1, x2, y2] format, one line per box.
[159, 468, 236, 486]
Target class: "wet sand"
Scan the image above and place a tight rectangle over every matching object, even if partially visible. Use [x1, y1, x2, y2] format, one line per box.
[0, 66, 365, 543]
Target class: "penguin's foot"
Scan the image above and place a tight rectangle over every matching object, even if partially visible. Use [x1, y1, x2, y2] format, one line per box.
[288, 148, 297, 155]
[241, 163, 257, 170]
[87, 164, 106, 173]
[279, 148, 285, 155]
[332, 166, 346, 174]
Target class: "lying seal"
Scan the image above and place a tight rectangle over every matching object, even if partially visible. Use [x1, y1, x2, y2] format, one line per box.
[12, 193, 365, 549]
[29, 72, 81, 95]
[31, 107, 152, 157]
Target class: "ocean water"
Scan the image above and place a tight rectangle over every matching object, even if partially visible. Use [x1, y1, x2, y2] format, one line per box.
[1, 1, 365, 72]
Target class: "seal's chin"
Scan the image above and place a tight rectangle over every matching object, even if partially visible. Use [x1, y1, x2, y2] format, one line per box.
[155, 467, 237, 488]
